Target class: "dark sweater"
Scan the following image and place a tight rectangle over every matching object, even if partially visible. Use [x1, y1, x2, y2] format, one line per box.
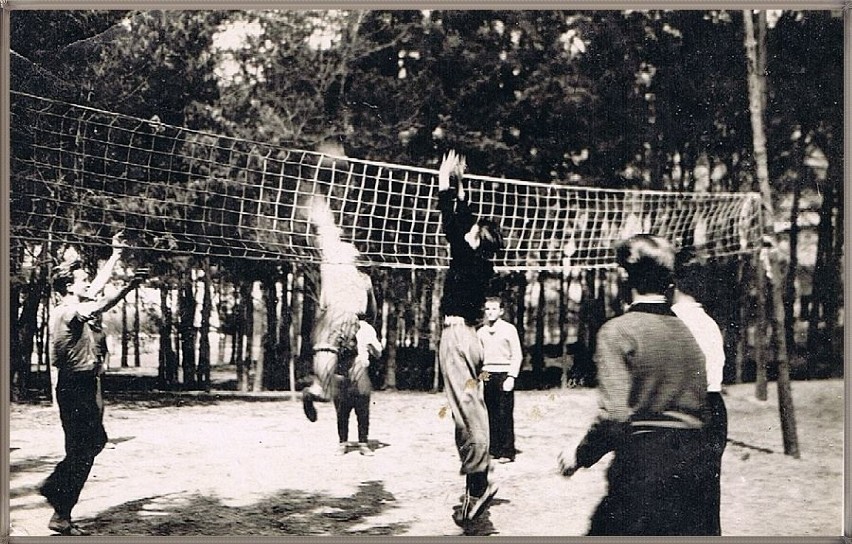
[438, 188, 494, 323]
[576, 302, 708, 467]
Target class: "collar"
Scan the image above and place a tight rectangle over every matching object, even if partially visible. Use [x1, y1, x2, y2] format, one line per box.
[627, 294, 675, 316]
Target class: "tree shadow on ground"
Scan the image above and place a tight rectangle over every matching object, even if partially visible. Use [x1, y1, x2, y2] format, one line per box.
[75, 481, 408, 536]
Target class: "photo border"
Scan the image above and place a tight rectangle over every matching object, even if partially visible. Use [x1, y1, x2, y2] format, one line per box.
[1, 2, 848, 543]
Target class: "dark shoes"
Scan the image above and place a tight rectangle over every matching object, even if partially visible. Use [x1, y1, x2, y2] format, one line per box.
[48, 513, 89, 536]
[302, 390, 318, 422]
[452, 483, 499, 526]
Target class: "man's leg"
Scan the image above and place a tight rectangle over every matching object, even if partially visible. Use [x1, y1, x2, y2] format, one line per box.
[354, 393, 372, 455]
[502, 382, 516, 461]
[41, 373, 104, 534]
[483, 374, 502, 458]
[439, 323, 496, 524]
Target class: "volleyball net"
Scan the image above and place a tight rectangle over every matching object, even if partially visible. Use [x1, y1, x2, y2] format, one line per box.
[11, 91, 764, 271]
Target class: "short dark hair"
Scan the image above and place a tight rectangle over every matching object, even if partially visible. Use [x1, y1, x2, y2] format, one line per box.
[52, 260, 82, 295]
[476, 218, 504, 258]
[484, 295, 504, 307]
[613, 234, 675, 295]
[674, 249, 709, 302]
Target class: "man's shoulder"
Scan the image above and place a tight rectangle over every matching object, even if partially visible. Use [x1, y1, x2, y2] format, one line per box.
[495, 319, 517, 332]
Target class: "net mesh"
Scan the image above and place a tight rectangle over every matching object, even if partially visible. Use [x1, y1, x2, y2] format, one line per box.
[11, 91, 764, 271]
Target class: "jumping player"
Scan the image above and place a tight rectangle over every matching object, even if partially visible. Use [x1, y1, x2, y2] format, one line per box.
[436, 150, 504, 526]
[302, 196, 376, 422]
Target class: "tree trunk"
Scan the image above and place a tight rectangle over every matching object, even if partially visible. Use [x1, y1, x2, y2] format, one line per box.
[197, 260, 212, 390]
[238, 279, 254, 392]
[179, 271, 197, 389]
[743, 9, 799, 456]
[559, 271, 569, 388]
[431, 269, 445, 392]
[784, 173, 801, 365]
[531, 272, 546, 386]
[261, 272, 282, 391]
[298, 270, 317, 384]
[385, 299, 399, 390]
[133, 285, 141, 368]
[121, 299, 129, 367]
[279, 264, 293, 392]
[289, 268, 303, 392]
[158, 285, 177, 389]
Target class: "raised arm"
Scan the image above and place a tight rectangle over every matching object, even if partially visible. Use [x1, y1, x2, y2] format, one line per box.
[437, 150, 475, 239]
[85, 232, 127, 299]
[80, 276, 143, 320]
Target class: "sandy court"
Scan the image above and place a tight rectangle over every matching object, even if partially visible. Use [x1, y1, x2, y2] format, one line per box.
[8, 376, 844, 537]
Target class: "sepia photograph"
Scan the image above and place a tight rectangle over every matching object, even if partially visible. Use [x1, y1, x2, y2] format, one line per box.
[4, 6, 846, 539]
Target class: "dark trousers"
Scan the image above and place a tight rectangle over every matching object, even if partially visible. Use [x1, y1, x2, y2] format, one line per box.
[588, 427, 710, 536]
[703, 392, 728, 535]
[484, 372, 515, 459]
[40, 371, 107, 518]
[333, 370, 371, 443]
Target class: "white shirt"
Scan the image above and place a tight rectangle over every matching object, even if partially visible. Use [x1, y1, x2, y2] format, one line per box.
[671, 301, 725, 392]
[355, 320, 383, 366]
[477, 318, 523, 378]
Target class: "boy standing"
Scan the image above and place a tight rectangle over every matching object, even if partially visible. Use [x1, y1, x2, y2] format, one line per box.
[478, 296, 523, 463]
[334, 319, 383, 456]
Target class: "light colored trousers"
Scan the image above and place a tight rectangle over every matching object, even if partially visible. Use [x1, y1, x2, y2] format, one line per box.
[439, 320, 490, 475]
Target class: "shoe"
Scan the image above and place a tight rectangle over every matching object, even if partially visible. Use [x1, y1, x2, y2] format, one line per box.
[48, 513, 90, 536]
[452, 494, 472, 527]
[336, 442, 348, 456]
[466, 483, 499, 522]
[498, 456, 515, 464]
[358, 442, 374, 456]
[302, 390, 318, 422]
[452, 483, 498, 526]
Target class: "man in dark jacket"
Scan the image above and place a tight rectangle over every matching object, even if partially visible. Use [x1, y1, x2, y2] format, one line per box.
[436, 150, 504, 527]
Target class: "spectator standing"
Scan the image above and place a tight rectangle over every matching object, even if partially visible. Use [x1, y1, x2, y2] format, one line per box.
[477, 296, 523, 463]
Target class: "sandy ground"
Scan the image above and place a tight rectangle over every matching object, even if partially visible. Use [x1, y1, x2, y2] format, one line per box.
[8, 375, 844, 537]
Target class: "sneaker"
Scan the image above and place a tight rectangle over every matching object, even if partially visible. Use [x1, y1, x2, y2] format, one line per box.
[452, 483, 498, 526]
[48, 513, 89, 536]
[498, 456, 515, 464]
[452, 494, 472, 527]
[358, 442, 374, 456]
[466, 483, 499, 522]
[302, 390, 318, 422]
[336, 442, 348, 456]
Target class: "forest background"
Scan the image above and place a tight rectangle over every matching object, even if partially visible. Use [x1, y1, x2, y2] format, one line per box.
[8, 9, 844, 407]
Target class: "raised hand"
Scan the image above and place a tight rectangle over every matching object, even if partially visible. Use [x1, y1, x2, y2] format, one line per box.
[111, 230, 128, 253]
[438, 150, 461, 191]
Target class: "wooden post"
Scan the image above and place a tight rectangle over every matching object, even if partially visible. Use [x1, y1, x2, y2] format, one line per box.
[754, 253, 768, 401]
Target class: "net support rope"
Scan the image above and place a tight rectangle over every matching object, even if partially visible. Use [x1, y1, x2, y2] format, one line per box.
[11, 91, 764, 271]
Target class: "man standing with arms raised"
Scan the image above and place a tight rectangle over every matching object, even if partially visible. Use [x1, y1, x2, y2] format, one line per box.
[435, 150, 504, 527]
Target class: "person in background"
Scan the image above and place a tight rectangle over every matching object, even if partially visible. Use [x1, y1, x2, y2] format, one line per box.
[672, 252, 727, 535]
[558, 234, 711, 536]
[477, 296, 523, 463]
[435, 149, 505, 527]
[334, 318, 383, 456]
[39, 233, 143, 536]
[302, 196, 376, 423]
